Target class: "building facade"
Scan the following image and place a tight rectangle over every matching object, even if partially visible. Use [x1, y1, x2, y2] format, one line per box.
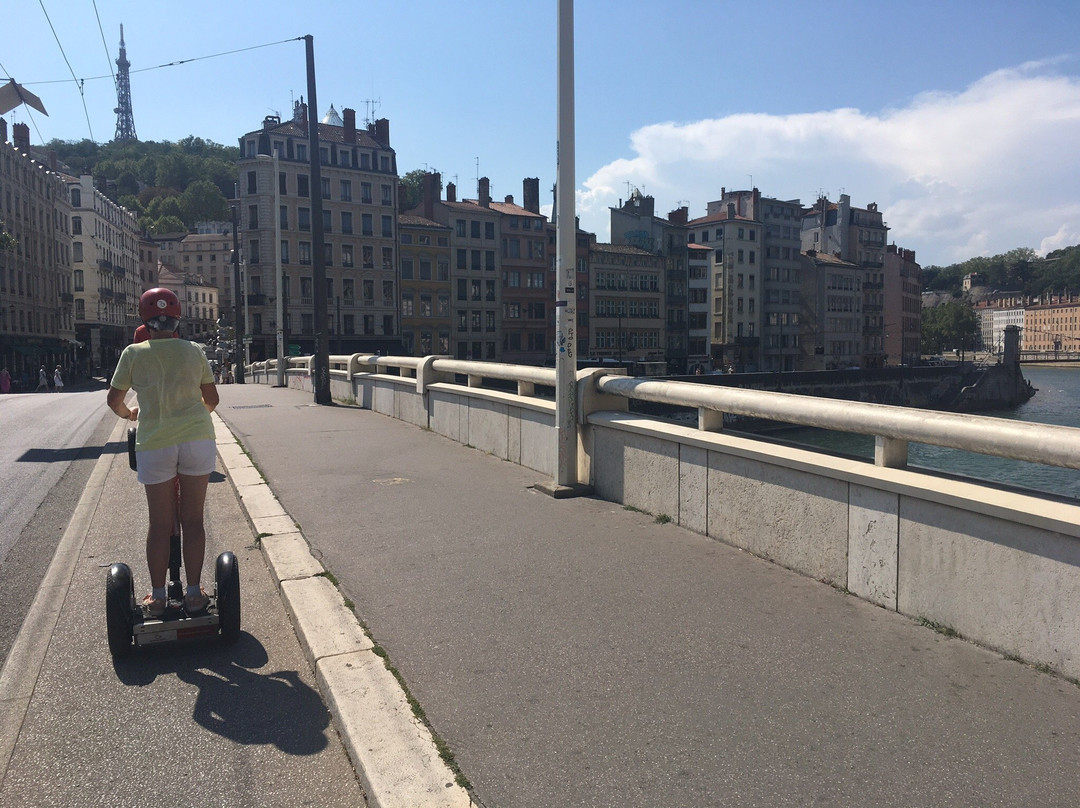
[237, 102, 400, 359]
[1023, 298, 1080, 354]
[882, 244, 922, 365]
[609, 190, 689, 373]
[398, 212, 452, 356]
[686, 204, 765, 372]
[799, 250, 863, 370]
[66, 173, 140, 372]
[587, 238, 666, 365]
[0, 121, 75, 381]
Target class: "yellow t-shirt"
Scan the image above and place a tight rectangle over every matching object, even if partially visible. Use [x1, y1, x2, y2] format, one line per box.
[111, 339, 215, 451]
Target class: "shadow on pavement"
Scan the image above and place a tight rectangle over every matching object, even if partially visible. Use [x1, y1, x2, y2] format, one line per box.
[111, 632, 330, 755]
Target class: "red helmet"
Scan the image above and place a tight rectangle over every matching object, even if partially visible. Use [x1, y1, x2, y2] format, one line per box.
[139, 288, 181, 332]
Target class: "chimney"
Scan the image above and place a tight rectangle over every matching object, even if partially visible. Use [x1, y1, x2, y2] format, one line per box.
[0, 119, 7, 144]
[368, 117, 390, 146]
[446, 182, 456, 203]
[48, 150, 57, 172]
[424, 172, 440, 220]
[523, 177, 540, 214]
[342, 108, 357, 144]
[668, 207, 688, 225]
[478, 177, 490, 208]
[505, 195, 514, 204]
[727, 202, 736, 219]
[13, 122, 30, 152]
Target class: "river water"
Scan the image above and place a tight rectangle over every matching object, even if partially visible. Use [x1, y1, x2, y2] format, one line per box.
[779, 365, 1080, 501]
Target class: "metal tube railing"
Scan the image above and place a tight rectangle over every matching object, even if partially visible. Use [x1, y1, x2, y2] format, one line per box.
[595, 375, 1080, 471]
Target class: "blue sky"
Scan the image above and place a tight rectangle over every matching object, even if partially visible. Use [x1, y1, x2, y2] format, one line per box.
[3, 0, 1079, 267]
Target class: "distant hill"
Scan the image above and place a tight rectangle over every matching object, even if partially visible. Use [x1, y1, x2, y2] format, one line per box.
[921, 245, 1080, 299]
[45, 136, 240, 235]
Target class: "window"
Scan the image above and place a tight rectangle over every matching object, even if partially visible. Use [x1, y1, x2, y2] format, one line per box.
[471, 221, 481, 239]
[321, 178, 330, 200]
[420, 295, 432, 317]
[383, 281, 394, 306]
[246, 172, 257, 194]
[402, 293, 414, 316]
[73, 242, 83, 262]
[362, 214, 373, 236]
[361, 183, 372, 204]
[456, 249, 467, 270]
[71, 217, 81, 235]
[381, 215, 393, 238]
[419, 258, 432, 280]
[456, 220, 466, 237]
[341, 211, 352, 234]
[279, 173, 287, 195]
[249, 239, 260, 264]
[363, 279, 374, 302]
[341, 244, 354, 267]
[401, 258, 414, 279]
[340, 180, 352, 201]
[298, 241, 311, 265]
[381, 184, 393, 206]
[296, 144, 307, 161]
[457, 279, 467, 300]
[485, 222, 495, 240]
[280, 240, 290, 263]
[70, 188, 81, 207]
[322, 210, 332, 232]
[73, 270, 83, 291]
[280, 206, 289, 228]
[362, 246, 373, 268]
[248, 205, 259, 229]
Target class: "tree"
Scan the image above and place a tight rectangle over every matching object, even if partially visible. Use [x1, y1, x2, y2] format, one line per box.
[0, 220, 15, 252]
[179, 179, 230, 225]
[921, 300, 979, 355]
[146, 215, 186, 236]
[398, 168, 436, 212]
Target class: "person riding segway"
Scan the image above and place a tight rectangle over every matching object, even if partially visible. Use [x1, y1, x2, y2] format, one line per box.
[104, 288, 240, 656]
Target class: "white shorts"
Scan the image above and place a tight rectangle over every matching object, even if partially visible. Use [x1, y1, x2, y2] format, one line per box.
[136, 439, 217, 485]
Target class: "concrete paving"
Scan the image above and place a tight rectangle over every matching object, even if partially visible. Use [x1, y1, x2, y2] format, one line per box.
[213, 383, 1080, 808]
[6, 381, 1080, 808]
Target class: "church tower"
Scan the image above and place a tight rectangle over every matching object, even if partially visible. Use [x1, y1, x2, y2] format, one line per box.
[113, 24, 137, 141]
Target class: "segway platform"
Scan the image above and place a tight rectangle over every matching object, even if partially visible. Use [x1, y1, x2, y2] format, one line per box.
[106, 426, 241, 658]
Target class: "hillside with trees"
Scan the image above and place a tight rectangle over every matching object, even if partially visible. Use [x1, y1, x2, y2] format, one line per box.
[921, 245, 1080, 298]
[45, 136, 239, 235]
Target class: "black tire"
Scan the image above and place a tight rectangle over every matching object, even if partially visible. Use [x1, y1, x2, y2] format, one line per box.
[106, 563, 135, 658]
[126, 427, 137, 471]
[215, 552, 241, 643]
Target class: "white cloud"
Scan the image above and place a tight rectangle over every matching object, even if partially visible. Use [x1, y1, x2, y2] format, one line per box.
[577, 62, 1080, 266]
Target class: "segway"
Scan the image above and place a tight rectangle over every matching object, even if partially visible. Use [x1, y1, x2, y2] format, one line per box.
[105, 427, 240, 658]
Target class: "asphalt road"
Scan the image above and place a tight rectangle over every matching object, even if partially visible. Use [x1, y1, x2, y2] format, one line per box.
[0, 398, 367, 807]
[216, 383, 1080, 808]
[0, 388, 115, 666]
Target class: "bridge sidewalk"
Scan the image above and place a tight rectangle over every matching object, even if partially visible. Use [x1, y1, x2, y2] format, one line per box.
[212, 383, 1080, 808]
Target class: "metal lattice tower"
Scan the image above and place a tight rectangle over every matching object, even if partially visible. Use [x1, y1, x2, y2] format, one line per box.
[113, 24, 137, 141]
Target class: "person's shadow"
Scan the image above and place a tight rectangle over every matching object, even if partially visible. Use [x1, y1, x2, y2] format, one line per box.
[114, 632, 329, 755]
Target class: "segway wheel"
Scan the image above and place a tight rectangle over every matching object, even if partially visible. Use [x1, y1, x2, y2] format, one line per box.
[106, 563, 135, 658]
[126, 427, 137, 472]
[215, 552, 241, 643]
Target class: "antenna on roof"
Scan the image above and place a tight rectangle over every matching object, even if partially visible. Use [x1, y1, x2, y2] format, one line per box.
[363, 97, 381, 126]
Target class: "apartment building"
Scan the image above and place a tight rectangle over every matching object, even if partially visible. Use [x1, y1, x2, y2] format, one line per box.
[157, 263, 218, 343]
[587, 237, 666, 364]
[709, 189, 803, 372]
[237, 102, 400, 359]
[686, 243, 712, 369]
[802, 194, 889, 367]
[609, 190, 689, 373]
[799, 250, 863, 370]
[66, 172, 140, 371]
[686, 203, 765, 372]
[0, 121, 75, 379]
[1023, 297, 1080, 354]
[175, 229, 234, 310]
[398, 212, 452, 356]
[492, 178, 552, 365]
[882, 244, 922, 365]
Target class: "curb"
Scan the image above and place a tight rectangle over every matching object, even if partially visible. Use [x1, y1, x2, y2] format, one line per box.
[211, 413, 473, 808]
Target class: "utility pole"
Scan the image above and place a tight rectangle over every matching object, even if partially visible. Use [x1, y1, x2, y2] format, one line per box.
[305, 34, 331, 404]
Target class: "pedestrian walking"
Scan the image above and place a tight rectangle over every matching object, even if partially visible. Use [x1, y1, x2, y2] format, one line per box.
[0, 367, 10, 394]
[35, 366, 49, 392]
[53, 366, 64, 392]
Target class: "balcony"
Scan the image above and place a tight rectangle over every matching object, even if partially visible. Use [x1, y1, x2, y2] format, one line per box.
[98, 287, 114, 299]
[247, 293, 268, 306]
[98, 259, 113, 271]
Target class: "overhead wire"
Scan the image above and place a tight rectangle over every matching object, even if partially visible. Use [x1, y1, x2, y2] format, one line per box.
[24, 37, 305, 86]
[91, 0, 117, 88]
[37, 0, 94, 140]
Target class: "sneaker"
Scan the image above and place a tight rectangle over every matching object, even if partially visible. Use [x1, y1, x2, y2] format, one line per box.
[141, 593, 166, 619]
[184, 588, 210, 615]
